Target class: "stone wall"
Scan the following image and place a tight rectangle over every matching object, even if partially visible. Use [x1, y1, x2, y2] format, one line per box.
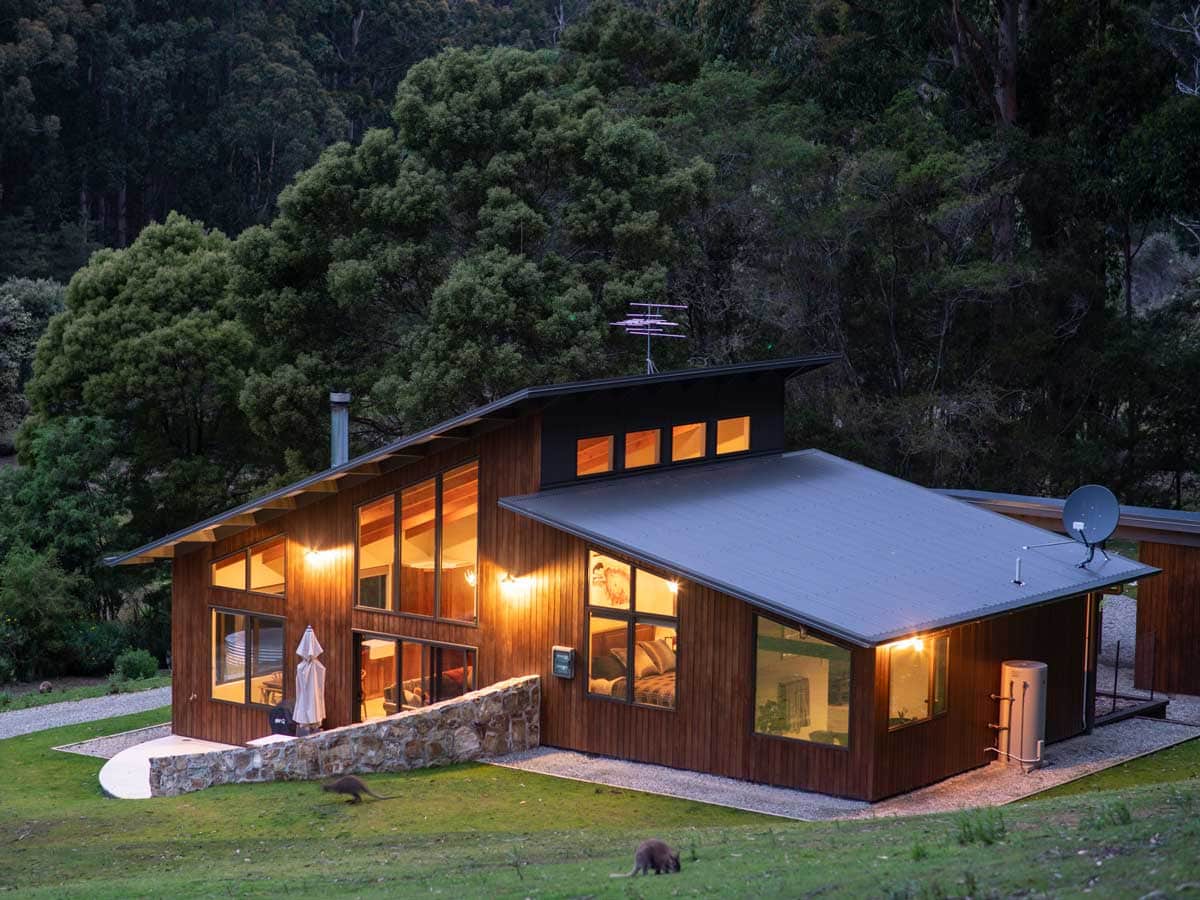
[149, 675, 539, 797]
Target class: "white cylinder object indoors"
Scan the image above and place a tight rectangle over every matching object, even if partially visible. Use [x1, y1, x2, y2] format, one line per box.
[1000, 659, 1047, 772]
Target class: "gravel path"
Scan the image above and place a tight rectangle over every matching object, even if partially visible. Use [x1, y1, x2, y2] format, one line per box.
[0, 687, 172, 740]
[54, 724, 173, 759]
[491, 747, 869, 820]
[494, 717, 1199, 821]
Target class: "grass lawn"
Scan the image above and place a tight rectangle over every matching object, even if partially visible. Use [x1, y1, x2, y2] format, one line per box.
[1030, 735, 1200, 800]
[2, 710, 1198, 898]
[0, 674, 172, 712]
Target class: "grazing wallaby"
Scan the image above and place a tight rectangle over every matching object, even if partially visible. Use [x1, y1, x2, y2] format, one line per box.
[610, 839, 681, 877]
[38, 681, 52, 694]
[321, 775, 393, 803]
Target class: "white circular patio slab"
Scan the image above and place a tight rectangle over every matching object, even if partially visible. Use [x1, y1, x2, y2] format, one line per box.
[99, 734, 239, 799]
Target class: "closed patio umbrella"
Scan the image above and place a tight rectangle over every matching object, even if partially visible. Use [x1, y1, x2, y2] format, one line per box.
[293, 625, 326, 730]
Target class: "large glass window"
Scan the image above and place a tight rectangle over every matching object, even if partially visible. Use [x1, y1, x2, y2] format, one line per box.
[249, 536, 286, 596]
[400, 478, 437, 616]
[671, 423, 706, 461]
[357, 496, 395, 610]
[440, 462, 479, 623]
[754, 617, 852, 747]
[211, 610, 285, 706]
[888, 634, 949, 729]
[577, 436, 614, 476]
[586, 549, 679, 710]
[716, 416, 750, 454]
[354, 633, 477, 722]
[211, 553, 246, 591]
[211, 537, 286, 598]
[358, 462, 478, 622]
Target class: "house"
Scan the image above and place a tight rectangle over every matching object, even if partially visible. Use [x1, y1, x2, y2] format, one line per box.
[108, 356, 1155, 801]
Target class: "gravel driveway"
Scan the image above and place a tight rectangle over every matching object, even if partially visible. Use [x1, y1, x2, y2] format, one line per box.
[0, 687, 172, 740]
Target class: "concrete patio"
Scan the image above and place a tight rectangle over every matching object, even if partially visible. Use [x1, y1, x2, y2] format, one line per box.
[98, 734, 239, 799]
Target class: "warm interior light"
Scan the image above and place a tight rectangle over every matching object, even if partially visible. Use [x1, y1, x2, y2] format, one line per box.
[464, 568, 477, 587]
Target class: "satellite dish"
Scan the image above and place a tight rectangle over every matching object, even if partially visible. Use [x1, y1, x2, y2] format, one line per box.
[1062, 484, 1119, 567]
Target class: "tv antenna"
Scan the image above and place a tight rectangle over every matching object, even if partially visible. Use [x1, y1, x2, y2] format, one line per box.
[610, 301, 688, 374]
[1061, 484, 1119, 568]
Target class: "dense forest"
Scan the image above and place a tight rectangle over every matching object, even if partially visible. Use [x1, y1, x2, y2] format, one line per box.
[2, 0, 1199, 680]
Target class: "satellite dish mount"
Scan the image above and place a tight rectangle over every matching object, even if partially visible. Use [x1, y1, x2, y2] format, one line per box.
[1061, 484, 1119, 569]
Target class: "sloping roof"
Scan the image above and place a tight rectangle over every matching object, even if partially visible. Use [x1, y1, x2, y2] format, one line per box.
[499, 450, 1157, 647]
[938, 488, 1200, 549]
[105, 354, 838, 565]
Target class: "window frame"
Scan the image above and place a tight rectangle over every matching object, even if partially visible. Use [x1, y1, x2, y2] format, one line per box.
[209, 606, 287, 709]
[749, 611, 854, 751]
[209, 534, 288, 600]
[351, 630, 479, 722]
[669, 421, 707, 462]
[583, 546, 680, 712]
[623, 427, 663, 470]
[352, 459, 480, 627]
[715, 416, 752, 456]
[886, 632, 950, 732]
[575, 434, 615, 477]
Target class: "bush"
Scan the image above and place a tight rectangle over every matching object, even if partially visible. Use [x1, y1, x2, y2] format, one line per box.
[955, 808, 1006, 845]
[69, 620, 130, 676]
[0, 543, 83, 680]
[113, 648, 158, 681]
[1079, 799, 1133, 830]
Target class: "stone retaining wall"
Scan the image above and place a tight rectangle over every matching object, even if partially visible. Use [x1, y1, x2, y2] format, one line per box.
[149, 675, 539, 797]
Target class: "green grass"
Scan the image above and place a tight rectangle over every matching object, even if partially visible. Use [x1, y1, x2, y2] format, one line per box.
[1, 710, 1198, 898]
[0, 674, 171, 711]
[1030, 735, 1200, 800]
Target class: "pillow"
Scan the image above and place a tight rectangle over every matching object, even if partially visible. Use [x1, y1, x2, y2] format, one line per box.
[592, 653, 624, 680]
[641, 639, 676, 674]
[610, 645, 658, 678]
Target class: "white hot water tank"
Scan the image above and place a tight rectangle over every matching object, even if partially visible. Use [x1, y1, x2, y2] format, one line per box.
[999, 660, 1047, 772]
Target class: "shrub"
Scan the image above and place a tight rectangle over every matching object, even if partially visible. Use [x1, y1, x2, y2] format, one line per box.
[911, 840, 929, 861]
[0, 544, 83, 680]
[113, 648, 159, 681]
[1079, 799, 1133, 830]
[69, 620, 131, 676]
[955, 808, 1006, 845]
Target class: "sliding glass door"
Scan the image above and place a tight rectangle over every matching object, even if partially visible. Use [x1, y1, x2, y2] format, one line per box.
[353, 633, 477, 722]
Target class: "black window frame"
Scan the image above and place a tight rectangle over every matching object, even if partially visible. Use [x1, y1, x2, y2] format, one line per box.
[352, 459, 480, 626]
[351, 631, 479, 723]
[208, 534, 288, 600]
[575, 434, 615, 477]
[209, 606, 287, 708]
[750, 611, 855, 751]
[886, 631, 950, 732]
[583, 546, 680, 712]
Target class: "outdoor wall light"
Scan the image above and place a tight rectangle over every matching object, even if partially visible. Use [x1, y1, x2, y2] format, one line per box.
[667, 580, 680, 595]
[305, 547, 339, 567]
[887, 636, 925, 652]
[499, 573, 530, 597]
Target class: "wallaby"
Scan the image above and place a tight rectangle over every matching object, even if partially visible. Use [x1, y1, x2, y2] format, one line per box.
[321, 775, 393, 803]
[610, 839, 681, 877]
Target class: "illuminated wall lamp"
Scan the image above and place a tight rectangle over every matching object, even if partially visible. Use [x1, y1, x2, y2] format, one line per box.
[667, 580, 680, 595]
[499, 573, 529, 597]
[887, 636, 925, 652]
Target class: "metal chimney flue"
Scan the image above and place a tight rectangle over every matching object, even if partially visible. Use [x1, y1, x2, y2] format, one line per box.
[330, 392, 350, 467]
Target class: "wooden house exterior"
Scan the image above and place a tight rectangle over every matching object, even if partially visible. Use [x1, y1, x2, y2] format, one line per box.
[114, 358, 1150, 802]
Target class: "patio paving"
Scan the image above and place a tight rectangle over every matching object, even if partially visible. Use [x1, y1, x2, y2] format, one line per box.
[491, 716, 1200, 821]
[98, 733, 239, 799]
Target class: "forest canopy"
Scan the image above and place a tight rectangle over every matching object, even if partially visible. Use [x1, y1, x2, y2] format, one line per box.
[2, 0, 1199, 677]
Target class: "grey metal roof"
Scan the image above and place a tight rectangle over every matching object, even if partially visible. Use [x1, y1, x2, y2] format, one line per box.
[938, 488, 1200, 549]
[105, 354, 838, 565]
[499, 450, 1157, 647]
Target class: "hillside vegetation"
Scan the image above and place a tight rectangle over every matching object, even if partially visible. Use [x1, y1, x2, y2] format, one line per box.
[2, 1, 1200, 679]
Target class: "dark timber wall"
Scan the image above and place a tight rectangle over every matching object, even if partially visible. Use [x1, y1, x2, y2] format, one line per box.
[1136, 541, 1200, 694]
[172, 414, 1096, 801]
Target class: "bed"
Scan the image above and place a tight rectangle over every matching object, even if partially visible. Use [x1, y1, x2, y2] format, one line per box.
[588, 623, 676, 708]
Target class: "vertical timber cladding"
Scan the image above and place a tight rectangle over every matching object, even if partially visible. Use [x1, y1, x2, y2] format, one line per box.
[171, 416, 545, 746]
[867, 594, 1091, 801]
[1136, 541, 1200, 694]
